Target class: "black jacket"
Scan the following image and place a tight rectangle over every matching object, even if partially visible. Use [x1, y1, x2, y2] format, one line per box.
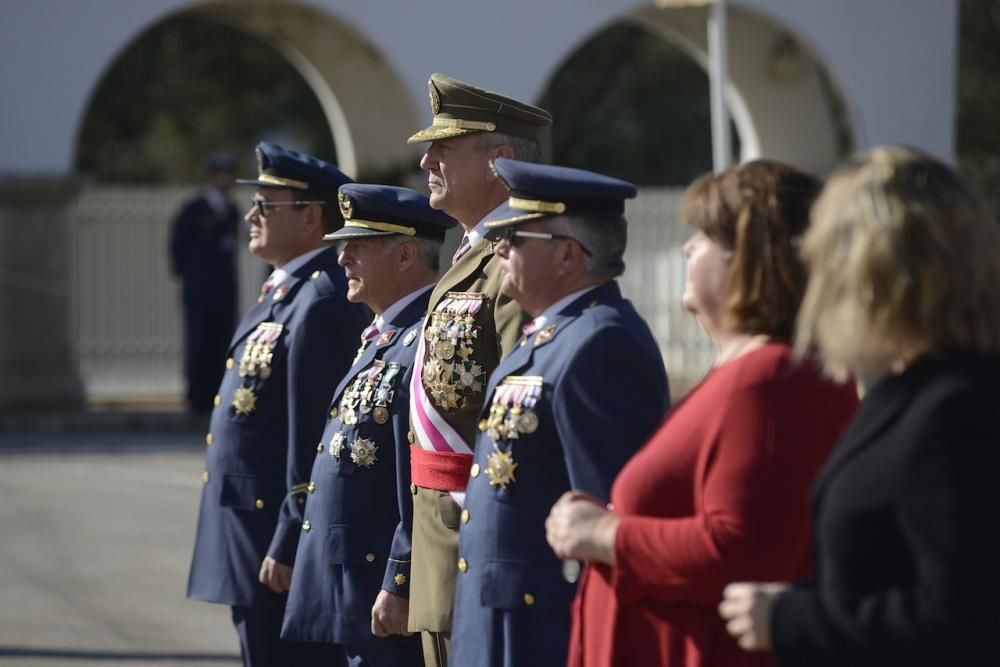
[773, 352, 1000, 666]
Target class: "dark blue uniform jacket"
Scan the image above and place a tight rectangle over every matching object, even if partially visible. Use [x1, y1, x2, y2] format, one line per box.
[282, 289, 430, 645]
[451, 281, 670, 667]
[187, 246, 366, 608]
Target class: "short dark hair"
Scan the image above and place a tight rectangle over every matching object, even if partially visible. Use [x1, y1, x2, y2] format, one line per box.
[681, 160, 821, 339]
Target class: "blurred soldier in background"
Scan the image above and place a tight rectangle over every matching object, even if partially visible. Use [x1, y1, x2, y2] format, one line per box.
[169, 152, 240, 415]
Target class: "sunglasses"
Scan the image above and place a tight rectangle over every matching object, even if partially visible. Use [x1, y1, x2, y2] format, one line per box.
[250, 199, 326, 217]
[494, 227, 593, 257]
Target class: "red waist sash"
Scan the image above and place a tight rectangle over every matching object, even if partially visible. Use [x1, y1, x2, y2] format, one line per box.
[410, 445, 473, 492]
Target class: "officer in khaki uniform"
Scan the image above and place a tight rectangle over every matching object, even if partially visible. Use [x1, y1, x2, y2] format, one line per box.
[404, 73, 552, 666]
[450, 159, 669, 666]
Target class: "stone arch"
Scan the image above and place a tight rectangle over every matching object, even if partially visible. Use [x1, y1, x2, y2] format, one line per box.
[71, 0, 419, 180]
[537, 2, 855, 176]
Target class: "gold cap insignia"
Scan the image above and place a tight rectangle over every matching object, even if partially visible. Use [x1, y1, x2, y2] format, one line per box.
[429, 80, 441, 115]
[338, 192, 353, 219]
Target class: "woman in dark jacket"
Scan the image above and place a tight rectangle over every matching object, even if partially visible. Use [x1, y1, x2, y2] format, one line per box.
[719, 145, 1000, 667]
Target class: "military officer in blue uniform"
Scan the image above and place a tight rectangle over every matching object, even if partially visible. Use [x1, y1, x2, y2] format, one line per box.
[169, 152, 240, 415]
[450, 159, 671, 667]
[187, 142, 367, 667]
[281, 184, 455, 666]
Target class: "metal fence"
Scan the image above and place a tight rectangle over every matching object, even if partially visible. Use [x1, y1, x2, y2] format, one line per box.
[71, 185, 713, 405]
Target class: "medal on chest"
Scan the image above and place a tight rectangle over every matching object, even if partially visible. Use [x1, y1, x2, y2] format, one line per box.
[477, 376, 543, 488]
[422, 292, 487, 411]
[238, 322, 283, 380]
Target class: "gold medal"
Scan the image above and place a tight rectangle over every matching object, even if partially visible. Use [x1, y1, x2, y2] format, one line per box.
[373, 406, 389, 424]
[350, 438, 378, 467]
[434, 340, 455, 360]
[341, 407, 356, 425]
[329, 432, 346, 459]
[485, 445, 518, 488]
[232, 387, 257, 415]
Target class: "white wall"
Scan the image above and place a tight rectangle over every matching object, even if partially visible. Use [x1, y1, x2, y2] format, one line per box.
[0, 0, 957, 175]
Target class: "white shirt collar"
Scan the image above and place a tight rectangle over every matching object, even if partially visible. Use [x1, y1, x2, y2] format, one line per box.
[374, 283, 435, 331]
[528, 284, 605, 332]
[265, 246, 328, 288]
[465, 201, 506, 251]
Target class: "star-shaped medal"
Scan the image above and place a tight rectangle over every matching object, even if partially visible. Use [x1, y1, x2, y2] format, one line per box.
[231, 387, 257, 415]
[485, 445, 518, 488]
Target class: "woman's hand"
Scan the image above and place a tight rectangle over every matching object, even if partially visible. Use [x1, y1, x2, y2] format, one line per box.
[718, 582, 789, 651]
[545, 491, 620, 565]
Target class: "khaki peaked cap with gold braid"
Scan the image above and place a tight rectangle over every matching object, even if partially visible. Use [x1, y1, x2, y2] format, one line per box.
[406, 73, 553, 144]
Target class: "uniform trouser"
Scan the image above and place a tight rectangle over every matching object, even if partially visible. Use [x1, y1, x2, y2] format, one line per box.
[420, 632, 450, 667]
[231, 604, 341, 667]
[342, 635, 424, 667]
[408, 487, 462, 667]
[182, 293, 234, 414]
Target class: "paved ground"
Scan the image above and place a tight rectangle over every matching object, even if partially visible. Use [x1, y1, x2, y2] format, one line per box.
[0, 432, 241, 666]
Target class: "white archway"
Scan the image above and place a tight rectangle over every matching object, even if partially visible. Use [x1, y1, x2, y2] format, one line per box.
[535, 3, 854, 176]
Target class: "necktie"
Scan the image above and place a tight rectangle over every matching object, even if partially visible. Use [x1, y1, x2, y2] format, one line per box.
[452, 235, 471, 265]
[362, 323, 381, 342]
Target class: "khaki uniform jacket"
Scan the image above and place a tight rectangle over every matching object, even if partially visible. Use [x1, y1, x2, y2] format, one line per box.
[407, 240, 526, 632]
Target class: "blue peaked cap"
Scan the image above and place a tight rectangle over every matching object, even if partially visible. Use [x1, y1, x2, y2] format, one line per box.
[237, 141, 352, 198]
[323, 183, 457, 242]
[483, 158, 637, 230]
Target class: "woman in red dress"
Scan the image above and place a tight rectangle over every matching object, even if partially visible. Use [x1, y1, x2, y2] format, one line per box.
[545, 160, 859, 667]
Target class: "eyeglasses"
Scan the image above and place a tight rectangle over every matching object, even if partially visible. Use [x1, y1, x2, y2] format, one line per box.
[495, 227, 593, 257]
[249, 199, 326, 217]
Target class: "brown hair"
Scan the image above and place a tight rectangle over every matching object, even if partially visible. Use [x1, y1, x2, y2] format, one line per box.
[681, 160, 821, 338]
[796, 145, 1000, 380]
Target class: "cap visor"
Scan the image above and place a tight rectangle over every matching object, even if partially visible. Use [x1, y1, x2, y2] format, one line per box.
[407, 125, 484, 144]
[323, 227, 396, 242]
[481, 205, 546, 239]
[236, 178, 287, 188]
